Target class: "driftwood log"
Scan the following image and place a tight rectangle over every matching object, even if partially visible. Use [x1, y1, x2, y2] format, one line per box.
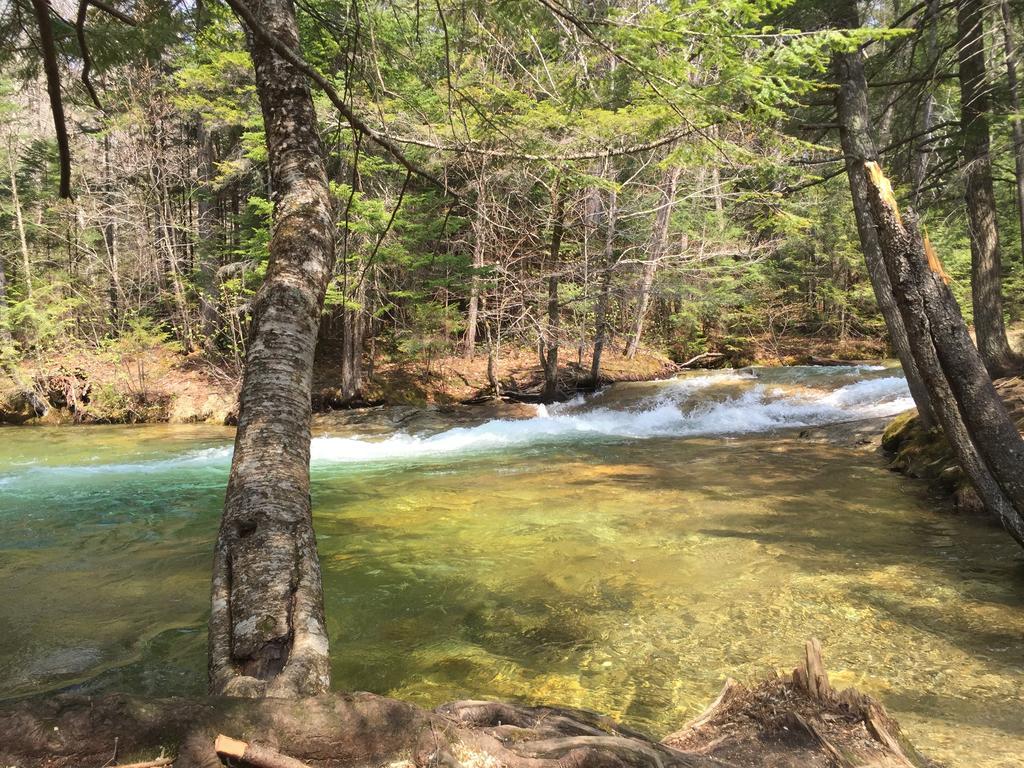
[0, 641, 936, 768]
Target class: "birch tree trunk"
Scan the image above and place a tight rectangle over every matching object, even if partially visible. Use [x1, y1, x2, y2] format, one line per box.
[0, 241, 10, 347]
[957, 0, 1020, 376]
[7, 146, 32, 298]
[196, 120, 220, 345]
[832, 1, 935, 427]
[590, 187, 617, 384]
[625, 168, 679, 359]
[1000, 0, 1024, 266]
[539, 186, 564, 403]
[911, 0, 939, 205]
[464, 182, 486, 359]
[209, 0, 335, 698]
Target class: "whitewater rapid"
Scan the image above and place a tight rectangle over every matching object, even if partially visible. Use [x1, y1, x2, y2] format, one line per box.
[0, 367, 914, 481]
[307, 370, 912, 463]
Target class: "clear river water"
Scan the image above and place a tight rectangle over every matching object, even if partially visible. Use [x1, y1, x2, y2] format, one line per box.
[2, 366, 1023, 767]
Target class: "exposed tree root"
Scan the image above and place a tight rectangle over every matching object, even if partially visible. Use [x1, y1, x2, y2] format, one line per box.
[0, 641, 938, 768]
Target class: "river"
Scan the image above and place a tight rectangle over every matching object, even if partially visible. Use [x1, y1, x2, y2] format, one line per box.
[1, 365, 1022, 767]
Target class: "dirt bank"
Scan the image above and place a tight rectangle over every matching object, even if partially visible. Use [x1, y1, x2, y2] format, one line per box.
[0, 345, 678, 426]
[0, 333, 892, 427]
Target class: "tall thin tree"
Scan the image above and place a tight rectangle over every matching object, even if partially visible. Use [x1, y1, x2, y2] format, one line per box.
[209, 0, 335, 698]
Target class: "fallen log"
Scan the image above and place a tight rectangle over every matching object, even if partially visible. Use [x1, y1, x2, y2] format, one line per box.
[0, 641, 936, 768]
[806, 355, 878, 367]
[678, 352, 725, 369]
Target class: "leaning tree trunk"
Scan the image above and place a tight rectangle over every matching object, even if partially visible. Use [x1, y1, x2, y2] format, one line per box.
[832, 0, 935, 428]
[539, 186, 564, 403]
[210, 0, 335, 698]
[865, 162, 1024, 547]
[0, 239, 10, 347]
[957, 0, 1020, 377]
[590, 186, 617, 384]
[1000, 0, 1024, 266]
[7, 144, 32, 298]
[911, 0, 939, 205]
[196, 118, 220, 346]
[625, 168, 679, 359]
[464, 179, 486, 359]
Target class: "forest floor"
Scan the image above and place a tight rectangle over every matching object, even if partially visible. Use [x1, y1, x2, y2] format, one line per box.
[0, 333, 888, 425]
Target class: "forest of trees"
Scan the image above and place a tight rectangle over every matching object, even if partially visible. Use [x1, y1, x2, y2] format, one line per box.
[3, 2, 1024, 761]
[3, 0, 1023, 404]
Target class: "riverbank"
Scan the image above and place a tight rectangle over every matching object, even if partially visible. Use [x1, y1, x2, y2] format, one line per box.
[0, 334, 887, 425]
[880, 376, 1024, 518]
[0, 640, 935, 768]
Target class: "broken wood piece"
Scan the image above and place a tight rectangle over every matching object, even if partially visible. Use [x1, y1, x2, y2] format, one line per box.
[804, 637, 833, 700]
[109, 759, 172, 768]
[214, 734, 312, 768]
[790, 712, 851, 768]
[673, 678, 742, 736]
[678, 352, 725, 368]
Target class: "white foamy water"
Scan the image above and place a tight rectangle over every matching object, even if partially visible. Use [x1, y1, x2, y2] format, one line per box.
[0, 368, 913, 480]
[305, 373, 911, 464]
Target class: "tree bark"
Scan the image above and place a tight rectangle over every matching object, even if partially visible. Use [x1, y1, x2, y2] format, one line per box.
[865, 162, 1024, 547]
[0, 643, 934, 768]
[626, 167, 679, 360]
[30, 0, 72, 199]
[464, 206, 484, 359]
[911, 0, 940, 205]
[102, 135, 121, 332]
[339, 267, 364, 401]
[210, 0, 334, 698]
[957, 0, 1020, 376]
[832, 4, 936, 427]
[1000, 0, 1024, 266]
[590, 187, 617, 384]
[196, 118, 220, 346]
[539, 185, 564, 403]
[7, 145, 32, 299]
[0, 235, 10, 347]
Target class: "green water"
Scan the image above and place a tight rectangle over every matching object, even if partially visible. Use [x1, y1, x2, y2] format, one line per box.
[2, 369, 1023, 767]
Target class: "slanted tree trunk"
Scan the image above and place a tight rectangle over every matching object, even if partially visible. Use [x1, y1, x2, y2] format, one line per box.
[539, 185, 564, 403]
[6, 144, 32, 298]
[196, 119, 220, 346]
[625, 168, 679, 359]
[464, 184, 486, 359]
[832, 1, 936, 427]
[911, 0, 940, 205]
[30, 0, 71, 199]
[865, 162, 1024, 547]
[209, 0, 334, 698]
[590, 187, 617, 384]
[957, 0, 1020, 376]
[1000, 0, 1024, 266]
[0, 241, 10, 347]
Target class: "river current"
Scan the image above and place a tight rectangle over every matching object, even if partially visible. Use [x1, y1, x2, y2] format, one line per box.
[2, 365, 1022, 767]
